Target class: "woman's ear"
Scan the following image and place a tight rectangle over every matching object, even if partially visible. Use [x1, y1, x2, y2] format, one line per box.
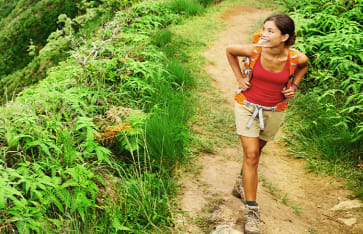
[282, 34, 289, 43]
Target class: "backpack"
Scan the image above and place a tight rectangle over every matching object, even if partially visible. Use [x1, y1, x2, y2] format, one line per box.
[234, 29, 299, 111]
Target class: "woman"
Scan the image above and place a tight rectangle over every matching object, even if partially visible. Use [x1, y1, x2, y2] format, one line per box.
[226, 14, 308, 234]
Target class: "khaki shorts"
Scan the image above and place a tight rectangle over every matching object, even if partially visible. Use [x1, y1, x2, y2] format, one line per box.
[234, 101, 285, 141]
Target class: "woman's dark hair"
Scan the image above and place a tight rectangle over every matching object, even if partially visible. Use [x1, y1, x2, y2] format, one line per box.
[264, 14, 296, 46]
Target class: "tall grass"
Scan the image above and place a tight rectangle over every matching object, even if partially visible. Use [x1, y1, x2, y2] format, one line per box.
[146, 87, 192, 172]
[170, 0, 205, 15]
[109, 165, 176, 232]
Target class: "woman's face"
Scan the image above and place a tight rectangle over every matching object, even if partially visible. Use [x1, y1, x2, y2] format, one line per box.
[260, 20, 288, 48]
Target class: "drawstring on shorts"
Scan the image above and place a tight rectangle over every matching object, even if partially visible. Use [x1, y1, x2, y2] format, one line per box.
[243, 100, 276, 130]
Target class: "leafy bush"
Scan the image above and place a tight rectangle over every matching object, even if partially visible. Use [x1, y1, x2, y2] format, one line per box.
[280, 0, 362, 159]
[279, 0, 362, 197]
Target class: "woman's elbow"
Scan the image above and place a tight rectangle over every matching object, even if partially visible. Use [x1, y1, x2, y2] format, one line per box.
[226, 46, 232, 55]
[226, 45, 236, 58]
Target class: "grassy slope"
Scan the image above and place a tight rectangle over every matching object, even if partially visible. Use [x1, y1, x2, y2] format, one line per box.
[0, 0, 276, 231]
[0, 0, 205, 232]
[1, 0, 276, 232]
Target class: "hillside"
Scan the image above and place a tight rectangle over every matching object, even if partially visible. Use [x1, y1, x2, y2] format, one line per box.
[0, 0, 216, 232]
[0, 0, 361, 232]
[0, 0, 134, 103]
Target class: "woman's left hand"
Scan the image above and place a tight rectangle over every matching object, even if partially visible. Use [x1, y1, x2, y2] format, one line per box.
[281, 86, 296, 99]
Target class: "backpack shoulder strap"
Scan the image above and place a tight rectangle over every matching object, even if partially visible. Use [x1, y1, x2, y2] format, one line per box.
[246, 43, 263, 81]
[288, 47, 298, 76]
[286, 47, 299, 88]
[250, 43, 263, 69]
[241, 44, 262, 81]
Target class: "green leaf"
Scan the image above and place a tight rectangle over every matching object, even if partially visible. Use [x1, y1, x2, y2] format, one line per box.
[112, 216, 133, 231]
[95, 146, 112, 165]
[16, 220, 30, 234]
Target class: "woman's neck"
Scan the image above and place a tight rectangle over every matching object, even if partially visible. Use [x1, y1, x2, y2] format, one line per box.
[262, 44, 288, 59]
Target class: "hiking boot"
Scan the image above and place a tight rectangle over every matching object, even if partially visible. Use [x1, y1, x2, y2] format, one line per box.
[232, 175, 245, 202]
[244, 205, 260, 234]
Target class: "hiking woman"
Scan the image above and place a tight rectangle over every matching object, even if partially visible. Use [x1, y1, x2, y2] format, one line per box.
[226, 14, 308, 234]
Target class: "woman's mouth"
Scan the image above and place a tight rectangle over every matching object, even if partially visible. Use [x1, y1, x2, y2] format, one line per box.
[259, 38, 270, 43]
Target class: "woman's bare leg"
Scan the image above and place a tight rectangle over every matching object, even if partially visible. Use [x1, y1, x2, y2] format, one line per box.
[240, 136, 267, 201]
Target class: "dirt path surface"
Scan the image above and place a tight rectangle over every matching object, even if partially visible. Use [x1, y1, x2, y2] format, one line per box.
[176, 5, 362, 234]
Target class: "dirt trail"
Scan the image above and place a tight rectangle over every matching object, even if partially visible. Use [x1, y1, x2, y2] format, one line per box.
[176, 5, 362, 234]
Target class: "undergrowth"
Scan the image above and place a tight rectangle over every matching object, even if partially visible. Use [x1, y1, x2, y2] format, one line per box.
[0, 0, 144, 103]
[0, 0, 223, 232]
[278, 0, 363, 199]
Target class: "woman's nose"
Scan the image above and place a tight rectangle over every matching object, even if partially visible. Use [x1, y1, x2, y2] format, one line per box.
[260, 30, 267, 37]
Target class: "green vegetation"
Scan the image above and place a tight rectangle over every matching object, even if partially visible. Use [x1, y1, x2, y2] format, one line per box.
[279, 0, 362, 198]
[0, 0, 18, 19]
[0, 0, 79, 77]
[1, 0, 361, 232]
[0, 0, 141, 103]
[0, 0, 223, 232]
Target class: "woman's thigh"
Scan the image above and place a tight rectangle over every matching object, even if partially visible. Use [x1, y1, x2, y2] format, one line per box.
[240, 136, 260, 156]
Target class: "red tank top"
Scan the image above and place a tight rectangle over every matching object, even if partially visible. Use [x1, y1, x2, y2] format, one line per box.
[243, 55, 290, 107]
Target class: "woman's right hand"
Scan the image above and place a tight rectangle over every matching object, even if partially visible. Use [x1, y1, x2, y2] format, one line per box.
[238, 78, 250, 91]
[226, 44, 254, 92]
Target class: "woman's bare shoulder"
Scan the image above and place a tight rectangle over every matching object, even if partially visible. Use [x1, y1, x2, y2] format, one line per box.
[296, 50, 308, 67]
[226, 44, 254, 57]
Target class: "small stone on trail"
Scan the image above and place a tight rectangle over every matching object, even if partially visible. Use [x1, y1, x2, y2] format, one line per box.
[210, 209, 222, 221]
[329, 199, 361, 211]
[210, 224, 243, 234]
[338, 217, 357, 226]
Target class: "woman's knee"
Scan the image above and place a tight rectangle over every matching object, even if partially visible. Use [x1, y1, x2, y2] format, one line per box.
[244, 149, 260, 166]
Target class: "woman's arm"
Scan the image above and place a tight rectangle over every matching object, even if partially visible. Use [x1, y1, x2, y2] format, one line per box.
[292, 51, 309, 86]
[281, 51, 308, 99]
[226, 44, 254, 91]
